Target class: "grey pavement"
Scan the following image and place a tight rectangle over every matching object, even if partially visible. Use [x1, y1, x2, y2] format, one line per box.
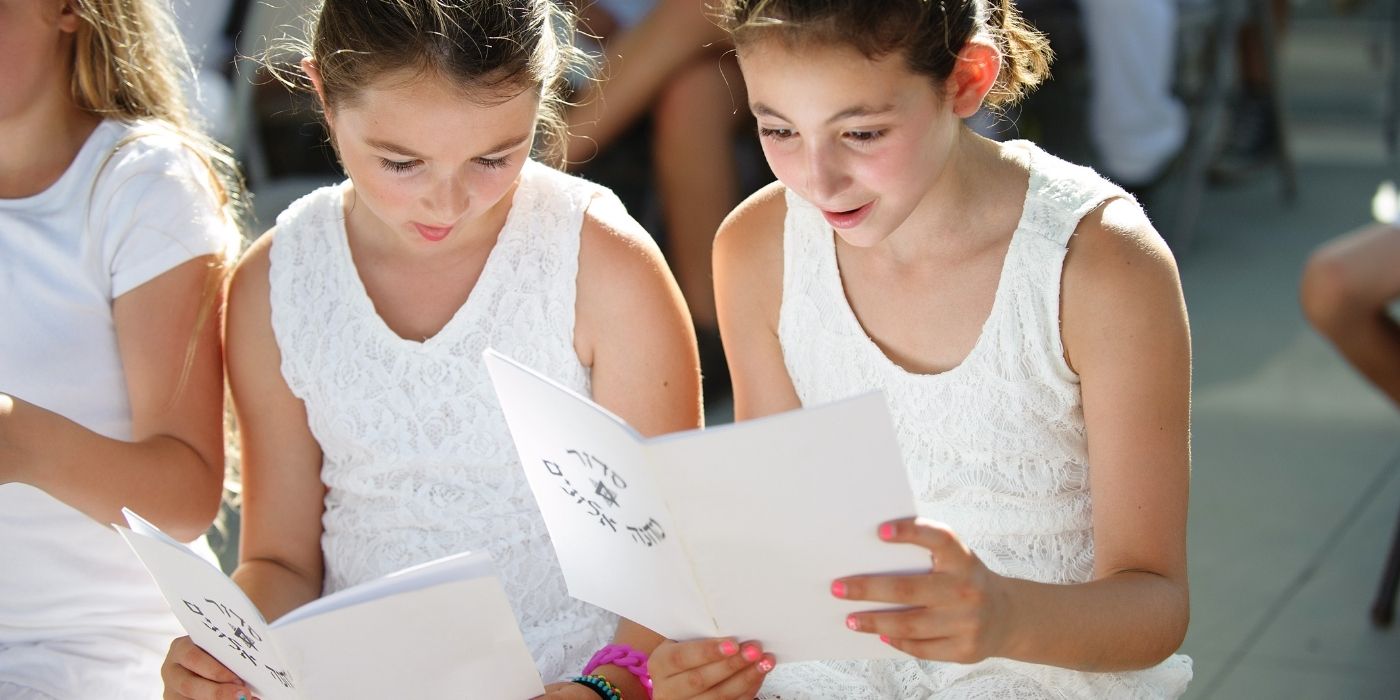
[1176, 7, 1400, 699]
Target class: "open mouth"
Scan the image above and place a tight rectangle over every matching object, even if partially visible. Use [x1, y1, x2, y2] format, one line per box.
[820, 201, 874, 229]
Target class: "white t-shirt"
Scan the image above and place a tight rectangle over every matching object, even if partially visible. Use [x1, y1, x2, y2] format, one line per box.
[0, 119, 237, 700]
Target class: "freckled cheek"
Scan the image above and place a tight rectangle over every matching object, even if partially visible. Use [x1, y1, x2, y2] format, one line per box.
[355, 175, 421, 224]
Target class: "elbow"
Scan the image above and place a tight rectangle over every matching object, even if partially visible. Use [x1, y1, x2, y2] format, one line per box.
[1130, 581, 1191, 669]
[157, 446, 226, 543]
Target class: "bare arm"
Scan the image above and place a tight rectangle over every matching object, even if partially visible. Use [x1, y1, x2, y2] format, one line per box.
[999, 197, 1192, 670]
[0, 255, 226, 541]
[571, 192, 704, 696]
[223, 232, 327, 619]
[163, 232, 325, 698]
[714, 182, 801, 421]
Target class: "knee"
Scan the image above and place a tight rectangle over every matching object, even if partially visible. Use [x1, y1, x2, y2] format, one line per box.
[1300, 245, 1361, 333]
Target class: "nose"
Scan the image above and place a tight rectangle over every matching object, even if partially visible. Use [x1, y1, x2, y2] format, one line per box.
[424, 170, 470, 223]
[803, 143, 851, 204]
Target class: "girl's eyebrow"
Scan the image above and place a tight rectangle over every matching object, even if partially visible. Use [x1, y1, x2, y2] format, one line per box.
[751, 102, 896, 125]
[365, 133, 532, 159]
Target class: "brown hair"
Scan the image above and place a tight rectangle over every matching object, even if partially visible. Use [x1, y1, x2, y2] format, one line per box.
[717, 0, 1052, 109]
[278, 0, 581, 167]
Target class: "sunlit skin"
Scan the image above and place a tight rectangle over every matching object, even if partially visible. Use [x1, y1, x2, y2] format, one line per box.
[305, 61, 543, 341]
[739, 38, 1002, 254]
[710, 26, 1190, 685]
[162, 55, 708, 699]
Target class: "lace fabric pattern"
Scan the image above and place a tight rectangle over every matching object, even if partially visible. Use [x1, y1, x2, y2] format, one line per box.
[267, 161, 617, 682]
[768, 143, 1192, 699]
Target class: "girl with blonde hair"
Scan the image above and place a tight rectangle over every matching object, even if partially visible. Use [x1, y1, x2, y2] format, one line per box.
[0, 0, 244, 697]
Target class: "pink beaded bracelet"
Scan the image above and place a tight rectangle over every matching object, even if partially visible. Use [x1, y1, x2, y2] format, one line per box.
[582, 643, 653, 700]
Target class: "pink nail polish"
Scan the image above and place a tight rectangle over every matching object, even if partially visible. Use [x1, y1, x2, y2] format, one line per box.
[742, 644, 761, 662]
[719, 640, 738, 656]
[831, 580, 846, 598]
[879, 634, 890, 644]
[878, 523, 895, 540]
[758, 658, 775, 673]
[845, 615, 860, 631]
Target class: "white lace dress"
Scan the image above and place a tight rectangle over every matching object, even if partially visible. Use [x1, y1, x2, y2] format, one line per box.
[267, 160, 616, 683]
[761, 143, 1193, 699]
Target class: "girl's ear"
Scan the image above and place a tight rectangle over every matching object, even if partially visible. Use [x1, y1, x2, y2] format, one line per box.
[302, 57, 334, 125]
[55, 0, 82, 33]
[946, 38, 1001, 119]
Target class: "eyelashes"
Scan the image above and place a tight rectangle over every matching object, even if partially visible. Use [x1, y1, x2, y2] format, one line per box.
[375, 156, 511, 174]
[379, 158, 419, 173]
[756, 127, 888, 144]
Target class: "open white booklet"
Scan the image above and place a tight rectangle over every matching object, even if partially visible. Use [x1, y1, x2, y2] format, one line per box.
[484, 349, 929, 662]
[115, 509, 544, 699]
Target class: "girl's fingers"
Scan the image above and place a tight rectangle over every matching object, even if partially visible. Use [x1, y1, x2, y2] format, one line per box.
[168, 638, 243, 684]
[877, 518, 973, 572]
[162, 637, 251, 700]
[666, 644, 767, 694]
[652, 637, 743, 677]
[845, 606, 953, 641]
[694, 652, 774, 700]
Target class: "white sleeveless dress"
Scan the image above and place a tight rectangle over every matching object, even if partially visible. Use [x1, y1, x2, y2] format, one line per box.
[760, 143, 1193, 699]
[267, 160, 617, 682]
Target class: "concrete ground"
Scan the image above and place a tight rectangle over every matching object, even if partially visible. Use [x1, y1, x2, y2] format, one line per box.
[1172, 6, 1400, 698]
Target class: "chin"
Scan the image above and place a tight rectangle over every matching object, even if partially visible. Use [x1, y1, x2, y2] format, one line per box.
[833, 223, 891, 248]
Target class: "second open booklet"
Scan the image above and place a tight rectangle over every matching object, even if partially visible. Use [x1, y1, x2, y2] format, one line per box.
[484, 349, 929, 661]
[115, 510, 543, 700]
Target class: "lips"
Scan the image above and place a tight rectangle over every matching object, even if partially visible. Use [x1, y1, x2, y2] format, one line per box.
[820, 201, 874, 230]
[413, 222, 453, 242]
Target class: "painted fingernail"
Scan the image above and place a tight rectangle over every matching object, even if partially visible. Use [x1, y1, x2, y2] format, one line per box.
[742, 644, 761, 662]
[758, 658, 775, 673]
[831, 580, 846, 598]
[719, 640, 738, 656]
[878, 522, 895, 540]
[845, 615, 860, 631]
[879, 635, 890, 644]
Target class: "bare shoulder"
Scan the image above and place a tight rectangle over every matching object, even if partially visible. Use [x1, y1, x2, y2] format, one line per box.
[227, 227, 277, 307]
[1064, 196, 1182, 301]
[574, 193, 694, 364]
[576, 193, 670, 297]
[1062, 197, 1189, 370]
[715, 180, 788, 264]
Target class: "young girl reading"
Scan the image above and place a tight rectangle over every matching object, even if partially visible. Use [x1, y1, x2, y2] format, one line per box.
[0, 1, 244, 697]
[650, 0, 1195, 697]
[159, 1, 767, 698]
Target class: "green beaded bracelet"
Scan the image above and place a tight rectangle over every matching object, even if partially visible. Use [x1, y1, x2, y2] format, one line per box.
[571, 674, 623, 700]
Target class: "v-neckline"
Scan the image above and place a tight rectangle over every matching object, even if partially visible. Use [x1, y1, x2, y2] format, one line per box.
[332, 165, 532, 349]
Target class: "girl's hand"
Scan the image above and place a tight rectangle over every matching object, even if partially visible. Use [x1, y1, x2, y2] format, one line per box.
[649, 638, 774, 699]
[835, 518, 1012, 664]
[161, 636, 255, 699]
